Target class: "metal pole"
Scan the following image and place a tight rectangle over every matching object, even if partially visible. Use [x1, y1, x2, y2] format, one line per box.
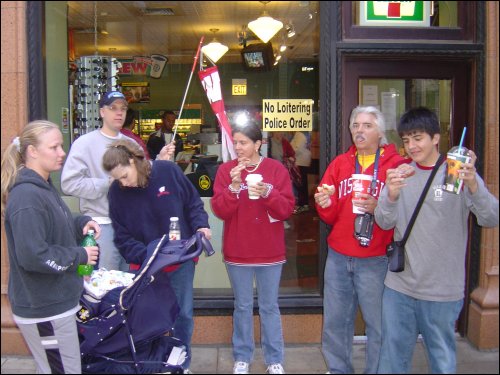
[173, 36, 205, 140]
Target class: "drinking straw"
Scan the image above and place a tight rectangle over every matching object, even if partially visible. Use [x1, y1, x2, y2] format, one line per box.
[458, 127, 467, 152]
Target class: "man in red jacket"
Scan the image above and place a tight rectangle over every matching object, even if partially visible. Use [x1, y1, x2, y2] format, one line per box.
[315, 106, 407, 374]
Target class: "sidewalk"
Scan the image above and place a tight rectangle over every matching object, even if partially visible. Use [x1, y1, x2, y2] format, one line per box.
[2, 337, 498, 373]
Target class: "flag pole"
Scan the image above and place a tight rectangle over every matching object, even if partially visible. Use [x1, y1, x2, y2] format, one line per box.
[173, 36, 204, 140]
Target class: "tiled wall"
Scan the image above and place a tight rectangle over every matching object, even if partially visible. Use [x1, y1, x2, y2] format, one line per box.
[1, 0, 29, 356]
[467, 0, 499, 350]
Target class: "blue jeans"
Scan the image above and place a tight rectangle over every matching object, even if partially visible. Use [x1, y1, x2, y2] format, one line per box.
[226, 264, 284, 366]
[322, 249, 388, 374]
[97, 223, 129, 272]
[166, 260, 195, 368]
[377, 287, 463, 374]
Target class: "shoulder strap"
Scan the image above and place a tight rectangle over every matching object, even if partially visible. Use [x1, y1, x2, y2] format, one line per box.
[399, 154, 445, 246]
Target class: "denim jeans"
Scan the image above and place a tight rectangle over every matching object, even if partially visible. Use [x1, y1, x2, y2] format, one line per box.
[97, 223, 129, 272]
[166, 260, 195, 368]
[226, 264, 284, 366]
[377, 287, 463, 374]
[322, 249, 388, 374]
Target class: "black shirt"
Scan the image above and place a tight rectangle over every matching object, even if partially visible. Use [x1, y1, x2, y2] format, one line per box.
[147, 130, 184, 159]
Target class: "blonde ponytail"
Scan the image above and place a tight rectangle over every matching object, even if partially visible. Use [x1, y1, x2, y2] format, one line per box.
[1, 143, 23, 215]
[1, 120, 60, 216]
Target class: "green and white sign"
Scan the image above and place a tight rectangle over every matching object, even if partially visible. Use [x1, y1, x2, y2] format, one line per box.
[360, 1, 431, 27]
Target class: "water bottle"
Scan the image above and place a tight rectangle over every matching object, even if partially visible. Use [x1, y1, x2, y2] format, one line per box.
[169, 217, 181, 241]
[78, 229, 97, 277]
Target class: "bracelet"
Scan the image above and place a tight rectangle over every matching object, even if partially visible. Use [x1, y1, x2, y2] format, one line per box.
[262, 183, 273, 198]
[228, 184, 241, 194]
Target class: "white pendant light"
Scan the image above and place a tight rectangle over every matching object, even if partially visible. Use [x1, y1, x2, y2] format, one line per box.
[201, 28, 229, 63]
[248, 1, 283, 44]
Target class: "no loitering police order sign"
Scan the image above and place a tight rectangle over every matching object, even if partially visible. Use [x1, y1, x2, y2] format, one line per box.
[262, 99, 313, 132]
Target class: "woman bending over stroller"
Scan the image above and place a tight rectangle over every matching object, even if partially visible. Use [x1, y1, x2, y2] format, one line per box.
[103, 139, 211, 374]
[1, 120, 100, 374]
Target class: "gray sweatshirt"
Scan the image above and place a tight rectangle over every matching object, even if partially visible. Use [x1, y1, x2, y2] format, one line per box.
[61, 130, 134, 219]
[375, 161, 498, 302]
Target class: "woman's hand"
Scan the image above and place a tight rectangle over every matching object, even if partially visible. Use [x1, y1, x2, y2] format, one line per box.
[84, 246, 99, 265]
[197, 227, 212, 240]
[83, 220, 101, 240]
[248, 181, 268, 198]
[229, 159, 247, 187]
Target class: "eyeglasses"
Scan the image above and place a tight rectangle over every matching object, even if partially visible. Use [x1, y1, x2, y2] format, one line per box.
[105, 105, 128, 112]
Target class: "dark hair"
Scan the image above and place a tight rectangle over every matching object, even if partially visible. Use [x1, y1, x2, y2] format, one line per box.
[398, 107, 440, 138]
[232, 123, 263, 143]
[161, 110, 176, 120]
[102, 139, 151, 188]
[123, 108, 137, 130]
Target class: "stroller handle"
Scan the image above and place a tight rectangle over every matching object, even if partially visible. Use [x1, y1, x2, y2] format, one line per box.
[172, 231, 215, 263]
[119, 232, 215, 310]
[146, 231, 215, 278]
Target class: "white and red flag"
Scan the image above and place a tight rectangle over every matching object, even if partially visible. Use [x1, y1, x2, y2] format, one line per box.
[198, 66, 236, 162]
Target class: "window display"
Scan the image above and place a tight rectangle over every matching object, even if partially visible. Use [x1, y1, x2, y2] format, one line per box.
[72, 55, 121, 139]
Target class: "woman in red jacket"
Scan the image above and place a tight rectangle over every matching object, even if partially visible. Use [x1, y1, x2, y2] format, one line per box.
[211, 123, 294, 375]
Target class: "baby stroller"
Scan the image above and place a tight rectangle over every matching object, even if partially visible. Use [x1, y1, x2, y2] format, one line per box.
[77, 232, 215, 374]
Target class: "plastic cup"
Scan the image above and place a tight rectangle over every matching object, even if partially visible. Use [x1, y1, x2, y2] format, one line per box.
[150, 54, 168, 78]
[351, 174, 372, 213]
[444, 146, 471, 194]
[245, 174, 263, 200]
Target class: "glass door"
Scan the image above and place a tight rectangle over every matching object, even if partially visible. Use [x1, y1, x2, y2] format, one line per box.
[358, 78, 453, 155]
[342, 57, 475, 334]
[342, 58, 472, 156]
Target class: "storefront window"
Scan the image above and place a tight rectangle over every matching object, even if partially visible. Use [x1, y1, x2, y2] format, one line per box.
[62, 1, 321, 301]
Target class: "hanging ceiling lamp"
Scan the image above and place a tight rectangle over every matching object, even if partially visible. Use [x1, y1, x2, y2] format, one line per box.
[248, 1, 283, 44]
[201, 28, 229, 63]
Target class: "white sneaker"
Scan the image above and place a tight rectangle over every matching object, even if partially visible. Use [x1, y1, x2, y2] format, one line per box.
[233, 361, 250, 374]
[267, 363, 285, 374]
[183, 369, 193, 374]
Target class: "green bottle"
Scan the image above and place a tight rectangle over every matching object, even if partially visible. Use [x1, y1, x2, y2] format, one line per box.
[78, 229, 97, 277]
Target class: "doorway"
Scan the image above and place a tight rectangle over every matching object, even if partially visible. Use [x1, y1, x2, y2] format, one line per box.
[342, 56, 476, 335]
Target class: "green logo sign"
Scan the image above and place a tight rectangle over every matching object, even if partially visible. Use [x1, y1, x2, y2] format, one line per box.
[360, 1, 430, 27]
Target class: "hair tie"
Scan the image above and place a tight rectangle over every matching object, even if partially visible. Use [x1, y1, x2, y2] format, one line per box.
[12, 137, 20, 152]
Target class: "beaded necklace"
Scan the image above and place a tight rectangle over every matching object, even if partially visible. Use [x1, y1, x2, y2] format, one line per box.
[245, 156, 264, 173]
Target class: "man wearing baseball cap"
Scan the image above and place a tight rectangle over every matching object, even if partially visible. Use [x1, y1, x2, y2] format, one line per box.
[61, 91, 135, 272]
